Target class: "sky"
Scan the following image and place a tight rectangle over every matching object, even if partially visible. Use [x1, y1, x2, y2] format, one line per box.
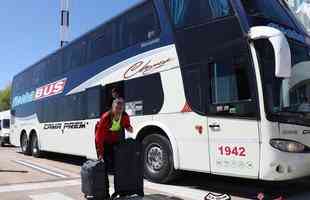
[0, 0, 140, 90]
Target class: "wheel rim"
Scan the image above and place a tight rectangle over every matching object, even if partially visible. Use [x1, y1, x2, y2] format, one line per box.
[21, 135, 27, 152]
[147, 145, 164, 172]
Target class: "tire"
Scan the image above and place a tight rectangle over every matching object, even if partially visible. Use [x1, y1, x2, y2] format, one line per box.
[142, 134, 177, 183]
[31, 134, 42, 158]
[20, 133, 31, 155]
[0, 140, 4, 147]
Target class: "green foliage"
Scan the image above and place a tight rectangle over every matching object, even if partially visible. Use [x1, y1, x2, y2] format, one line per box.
[0, 85, 11, 111]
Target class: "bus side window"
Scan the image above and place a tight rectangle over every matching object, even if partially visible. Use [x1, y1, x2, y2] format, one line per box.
[86, 86, 105, 119]
[208, 54, 257, 118]
[164, 0, 233, 28]
[122, 1, 160, 48]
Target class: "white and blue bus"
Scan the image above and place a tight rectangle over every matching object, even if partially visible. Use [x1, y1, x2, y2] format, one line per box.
[10, 0, 310, 183]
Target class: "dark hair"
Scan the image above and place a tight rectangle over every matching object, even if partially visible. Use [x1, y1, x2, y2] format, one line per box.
[112, 88, 119, 93]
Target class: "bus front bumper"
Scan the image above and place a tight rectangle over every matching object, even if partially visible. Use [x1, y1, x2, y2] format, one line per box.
[261, 150, 310, 181]
[0, 135, 10, 144]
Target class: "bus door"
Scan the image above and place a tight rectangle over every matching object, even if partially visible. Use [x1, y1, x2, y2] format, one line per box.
[206, 50, 260, 178]
[83, 86, 106, 159]
[163, 0, 259, 175]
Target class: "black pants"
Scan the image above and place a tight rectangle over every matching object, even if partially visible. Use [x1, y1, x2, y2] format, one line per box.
[103, 143, 119, 196]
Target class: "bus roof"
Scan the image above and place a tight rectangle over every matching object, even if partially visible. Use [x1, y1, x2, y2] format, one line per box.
[13, 0, 146, 80]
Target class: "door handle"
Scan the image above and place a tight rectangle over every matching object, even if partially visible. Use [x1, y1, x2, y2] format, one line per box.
[209, 124, 220, 128]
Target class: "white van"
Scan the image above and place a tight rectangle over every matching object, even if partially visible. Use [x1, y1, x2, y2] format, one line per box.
[0, 110, 10, 146]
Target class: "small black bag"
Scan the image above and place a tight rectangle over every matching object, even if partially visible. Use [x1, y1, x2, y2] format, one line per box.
[81, 160, 109, 199]
[111, 138, 144, 199]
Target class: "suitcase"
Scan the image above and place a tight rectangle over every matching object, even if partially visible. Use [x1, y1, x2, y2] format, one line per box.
[81, 160, 109, 199]
[111, 138, 144, 199]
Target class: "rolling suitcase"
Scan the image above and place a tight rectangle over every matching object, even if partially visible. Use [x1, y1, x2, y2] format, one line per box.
[81, 160, 109, 200]
[111, 138, 144, 199]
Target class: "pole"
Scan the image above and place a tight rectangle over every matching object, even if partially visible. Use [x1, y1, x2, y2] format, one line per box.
[60, 0, 69, 47]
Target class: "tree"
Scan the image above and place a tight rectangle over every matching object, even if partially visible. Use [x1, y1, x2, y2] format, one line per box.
[0, 85, 11, 111]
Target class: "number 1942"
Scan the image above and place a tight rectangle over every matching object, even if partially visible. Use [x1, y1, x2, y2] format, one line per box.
[218, 146, 246, 157]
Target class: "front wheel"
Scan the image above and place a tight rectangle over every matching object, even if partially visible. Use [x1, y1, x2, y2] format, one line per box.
[142, 134, 177, 183]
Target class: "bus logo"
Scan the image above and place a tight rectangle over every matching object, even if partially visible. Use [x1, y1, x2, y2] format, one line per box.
[12, 78, 67, 107]
[124, 58, 172, 79]
[35, 78, 67, 100]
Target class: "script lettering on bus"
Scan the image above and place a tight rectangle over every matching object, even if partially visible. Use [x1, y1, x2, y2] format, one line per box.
[124, 58, 172, 79]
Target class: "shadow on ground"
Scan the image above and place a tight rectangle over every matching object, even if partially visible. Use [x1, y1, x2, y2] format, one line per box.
[169, 171, 310, 199]
[117, 194, 184, 200]
[7, 145, 310, 200]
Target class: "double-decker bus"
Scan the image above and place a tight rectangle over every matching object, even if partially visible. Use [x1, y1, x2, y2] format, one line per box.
[10, 0, 310, 183]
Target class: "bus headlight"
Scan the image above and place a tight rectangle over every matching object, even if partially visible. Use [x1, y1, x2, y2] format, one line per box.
[270, 139, 306, 153]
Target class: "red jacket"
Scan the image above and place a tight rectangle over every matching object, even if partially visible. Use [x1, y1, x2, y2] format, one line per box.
[95, 111, 131, 157]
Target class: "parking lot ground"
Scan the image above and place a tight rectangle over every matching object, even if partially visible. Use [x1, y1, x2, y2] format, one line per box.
[1, 146, 310, 200]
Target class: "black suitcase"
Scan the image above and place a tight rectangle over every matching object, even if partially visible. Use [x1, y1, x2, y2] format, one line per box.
[111, 138, 144, 199]
[81, 160, 109, 199]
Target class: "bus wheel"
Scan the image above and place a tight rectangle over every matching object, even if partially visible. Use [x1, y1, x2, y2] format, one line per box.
[142, 134, 176, 183]
[31, 134, 42, 158]
[20, 133, 30, 155]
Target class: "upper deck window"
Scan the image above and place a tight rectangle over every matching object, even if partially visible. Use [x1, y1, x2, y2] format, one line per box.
[121, 1, 160, 48]
[164, 0, 233, 28]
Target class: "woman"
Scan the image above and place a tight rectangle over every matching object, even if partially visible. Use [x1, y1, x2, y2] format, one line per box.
[96, 98, 133, 160]
[95, 98, 133, 199]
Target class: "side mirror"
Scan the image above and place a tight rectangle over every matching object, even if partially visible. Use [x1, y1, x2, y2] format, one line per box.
[249, 26, 292, 78]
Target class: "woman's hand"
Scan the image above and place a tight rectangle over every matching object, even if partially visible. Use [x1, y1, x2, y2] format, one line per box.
[98, 154, 104, 161]
[126, 126, 133, 133]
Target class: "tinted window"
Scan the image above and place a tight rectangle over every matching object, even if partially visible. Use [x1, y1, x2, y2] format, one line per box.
[125, 74, 164, 116]
[241, 0, 297, 29]
[33, 61, 46, 86]
[47, 53, 62, 80]
[121, 1, 160, 48]
[209, 54, 257, 117]
[63, 47, 72, 73]
[71, 41, 87, 69]
[165, 0, 232, 28]
[86, 86, 104, 119]
[182, 64, 209, 114]
[40, 93, 86, 123]
[2, 119, 9, 128]
[211, 56, 251, 104]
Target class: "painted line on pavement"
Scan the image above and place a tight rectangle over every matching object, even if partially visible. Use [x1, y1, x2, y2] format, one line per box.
[29, 192, 75, 200]
[14, 160, 67, 178]
[18, 159, 79, 178]
[0, 179, 80, 193]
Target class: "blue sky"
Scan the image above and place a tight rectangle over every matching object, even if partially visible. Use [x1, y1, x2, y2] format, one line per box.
[0, 0, 140, 90]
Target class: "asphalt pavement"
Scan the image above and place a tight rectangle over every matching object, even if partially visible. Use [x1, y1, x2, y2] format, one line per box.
[1, 145, 310, 200]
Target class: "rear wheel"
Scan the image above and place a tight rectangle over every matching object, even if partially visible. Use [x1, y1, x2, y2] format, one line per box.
[20, 133, 30, 155]
[31, 134, 42, 158]
[142, 134, 177, 183]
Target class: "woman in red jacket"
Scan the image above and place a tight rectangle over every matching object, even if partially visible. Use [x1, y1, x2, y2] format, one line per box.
[95, 97, 133, 164]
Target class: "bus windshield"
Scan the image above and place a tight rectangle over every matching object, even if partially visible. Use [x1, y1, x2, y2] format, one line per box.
[255, 38, 310, 124]
[286, 0, 310, 33]
[242, 0, 310, 124]
[241, 0, 299, 29]
[2, 119, 10, 129]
